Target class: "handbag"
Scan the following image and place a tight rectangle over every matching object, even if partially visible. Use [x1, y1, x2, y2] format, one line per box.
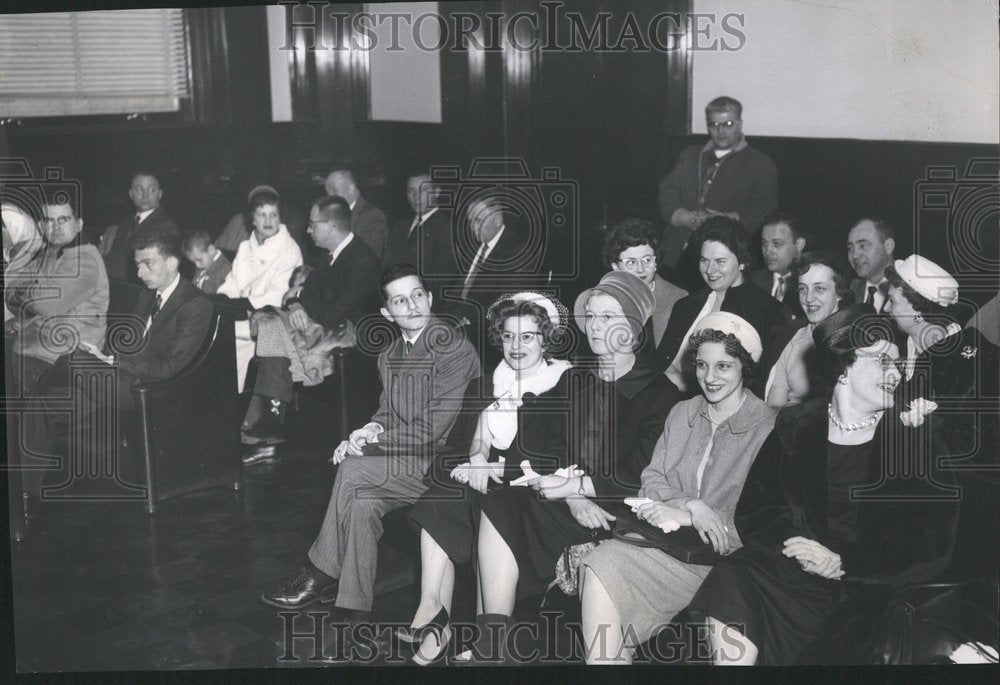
[612, 510, 721, 566]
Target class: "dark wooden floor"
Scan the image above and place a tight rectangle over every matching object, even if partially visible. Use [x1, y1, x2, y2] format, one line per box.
[8, 425, 584, 672]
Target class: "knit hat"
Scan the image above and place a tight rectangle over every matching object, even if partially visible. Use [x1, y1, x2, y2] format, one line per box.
[574, 271, 654, 348]
[892, 254, 959, 307]
[693, 312, 763, 362]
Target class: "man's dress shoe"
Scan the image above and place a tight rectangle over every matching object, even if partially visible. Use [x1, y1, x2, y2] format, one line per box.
[261, 566, 338, 609]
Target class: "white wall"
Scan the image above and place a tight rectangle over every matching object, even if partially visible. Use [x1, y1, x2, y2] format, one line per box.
[691, 0, 999, 143]
[365, 2, 443, 124]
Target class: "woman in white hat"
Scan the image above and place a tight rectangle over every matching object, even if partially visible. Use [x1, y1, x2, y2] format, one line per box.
[578, 312, 776, 664]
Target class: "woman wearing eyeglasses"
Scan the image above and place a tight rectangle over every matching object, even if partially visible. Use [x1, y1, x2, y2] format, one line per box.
[684, 305, 962, 665]
[400, 291, 573, 664]
[452, 271, 677, 664]
[601, 218, 687, 356]
[654, 216, 784, 394]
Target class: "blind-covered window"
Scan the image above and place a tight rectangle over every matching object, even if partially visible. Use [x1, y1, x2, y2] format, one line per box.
[0, 9, 190, 118]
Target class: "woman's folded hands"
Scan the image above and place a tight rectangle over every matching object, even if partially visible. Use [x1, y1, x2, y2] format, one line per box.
[782, 536, 845, 579]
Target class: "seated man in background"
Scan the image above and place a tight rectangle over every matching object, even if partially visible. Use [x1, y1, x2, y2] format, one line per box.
[260, 264, 480, 614]
[100, 170, 179, 284]
[183, 230, 232, 295]
[436, 194, 540, 370]
[749, 211, 807, 321]
[240, 195, 380, 459]
[846, 217, 895, 313]
[5, 196, 108, 396]
[382, 172, 453, 275]
[324, 169, 389, 259]
[16, 227, 213, 505]
[658, 96, 778, 288]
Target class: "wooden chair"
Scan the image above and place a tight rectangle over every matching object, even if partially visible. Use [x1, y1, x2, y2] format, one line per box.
[131, 305, 243, 513]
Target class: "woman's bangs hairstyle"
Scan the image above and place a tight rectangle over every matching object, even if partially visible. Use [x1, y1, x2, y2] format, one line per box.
[812, 304, 896, 397]
[683, 328, 757, 385]
[486, 298, 562, 357]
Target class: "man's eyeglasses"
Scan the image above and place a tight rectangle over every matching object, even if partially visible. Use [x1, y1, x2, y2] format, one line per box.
[40, 216, 73, 228]
[619, 255, 656, 270]
[707, 120, 739, 131]
[500, 331, 540, 345]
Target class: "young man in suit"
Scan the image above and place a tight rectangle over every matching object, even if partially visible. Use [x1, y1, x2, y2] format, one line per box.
[324, 169, 389, 259]
[260, 264, 480, 614]
[748, 211, 807, 321]
[99, 171, 179, 283]
[241, 195, 381, 451]
[16, 227, 213, 504]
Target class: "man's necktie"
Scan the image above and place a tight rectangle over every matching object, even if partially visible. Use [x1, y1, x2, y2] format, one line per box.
[773, 275, 786, 301]
[867, 285, 877, 305]
[407, 217, 421, 240]
[462, 243, 488, 300]
[404, 340, 413, 356]
[150, 293, 162, 322]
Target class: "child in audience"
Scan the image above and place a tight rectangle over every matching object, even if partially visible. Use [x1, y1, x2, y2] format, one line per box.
[183, 230, 232, 294]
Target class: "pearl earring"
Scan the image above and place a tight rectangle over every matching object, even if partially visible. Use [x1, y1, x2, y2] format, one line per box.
[837, 374, 848, 385]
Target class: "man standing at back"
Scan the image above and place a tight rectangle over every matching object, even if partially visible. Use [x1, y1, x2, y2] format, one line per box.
[260, 265, 479, 615]
[659, 96, 778, 285]
[846, 217, 896, 313]
[100, 171, 179, 283]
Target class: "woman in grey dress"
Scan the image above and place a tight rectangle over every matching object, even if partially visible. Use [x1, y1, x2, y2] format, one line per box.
[579, 311, 776, 664]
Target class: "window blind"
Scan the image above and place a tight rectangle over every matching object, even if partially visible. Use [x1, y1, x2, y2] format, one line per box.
[0, 9, 190, 118]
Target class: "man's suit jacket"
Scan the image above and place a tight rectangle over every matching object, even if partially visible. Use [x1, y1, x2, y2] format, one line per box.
[351, 197, 389, 260]
[381, 209, 452, 272]
[193, 252, 232, 295]
[440, 221, 540, 320]
[100, 207, 179, 283]
[299, 236, 380, 331]
[749, 267, 802, 322]
[369, 317, 481, 453]
[117, 278, 214, 383]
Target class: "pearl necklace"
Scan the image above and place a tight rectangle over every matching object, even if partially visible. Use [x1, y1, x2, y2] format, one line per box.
[827, 403, 879, 431]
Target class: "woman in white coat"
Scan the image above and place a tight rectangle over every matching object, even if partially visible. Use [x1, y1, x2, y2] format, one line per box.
[216, 189, 303, 393]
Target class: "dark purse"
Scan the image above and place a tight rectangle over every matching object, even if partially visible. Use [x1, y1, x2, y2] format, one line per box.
[612, 509, 722, 565]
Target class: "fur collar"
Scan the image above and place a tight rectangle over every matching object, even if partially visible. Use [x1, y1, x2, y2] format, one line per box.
[492, 358, 572, 400]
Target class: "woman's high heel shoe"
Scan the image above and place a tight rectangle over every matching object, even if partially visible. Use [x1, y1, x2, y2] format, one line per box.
[410, 607, 450, 666]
